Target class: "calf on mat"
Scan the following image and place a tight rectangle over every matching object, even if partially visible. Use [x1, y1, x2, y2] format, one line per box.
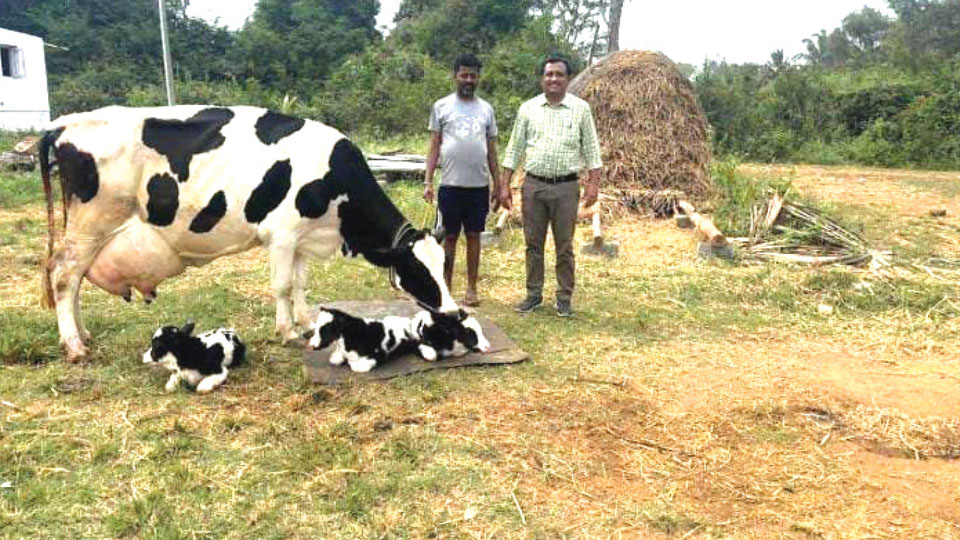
[306, 307, 490, 373]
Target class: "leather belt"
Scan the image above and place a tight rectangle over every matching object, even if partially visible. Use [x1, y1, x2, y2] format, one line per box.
[527, 172, 578, 184]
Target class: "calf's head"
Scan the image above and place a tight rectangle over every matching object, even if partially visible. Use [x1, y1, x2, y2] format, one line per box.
[418, 309, 491, 356]
[366, 228, 458, 315]
[142, 321, 195, 366]
[307, 308, 344, 350]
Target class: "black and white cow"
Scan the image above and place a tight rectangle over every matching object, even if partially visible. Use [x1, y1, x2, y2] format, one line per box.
[38, 106, 457, 361]
[142, 322, 245, 393]
[307, 307, 491, 373]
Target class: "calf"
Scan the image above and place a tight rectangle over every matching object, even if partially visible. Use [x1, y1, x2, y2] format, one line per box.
[142, 322, 245, 393]
[413, 310, 490, 358]
[307, 307, 491, 373]
[307, 308, 431, 373]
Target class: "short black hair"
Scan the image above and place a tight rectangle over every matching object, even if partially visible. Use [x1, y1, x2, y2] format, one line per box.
[539, 55, 574, 77]
[454, 53, 482, 73]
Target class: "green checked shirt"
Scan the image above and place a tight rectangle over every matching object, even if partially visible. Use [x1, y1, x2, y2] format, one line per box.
[501, 93, 603, 177]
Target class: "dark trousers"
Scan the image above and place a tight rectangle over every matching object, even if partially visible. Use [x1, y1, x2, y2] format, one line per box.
[521, 176, 580, 302]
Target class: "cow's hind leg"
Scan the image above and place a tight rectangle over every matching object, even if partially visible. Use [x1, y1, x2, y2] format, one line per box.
[269, 244, 299, 344]
[291, 253, 313, 331]
[49, 242, 98, 361]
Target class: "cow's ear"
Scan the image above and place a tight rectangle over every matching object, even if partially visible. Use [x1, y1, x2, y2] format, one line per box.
[457, 308, 468, 321]
[181, 321, 195, 335]
[430, 227, 446, 243]
[363, 249, 399, 268]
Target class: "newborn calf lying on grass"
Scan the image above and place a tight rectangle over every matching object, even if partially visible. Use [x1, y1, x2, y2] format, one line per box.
[307, 307, 490, 373]
[142, 322, 246, 393]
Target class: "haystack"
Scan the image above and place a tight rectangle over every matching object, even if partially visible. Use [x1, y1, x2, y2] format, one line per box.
[570, 50, 712, 202]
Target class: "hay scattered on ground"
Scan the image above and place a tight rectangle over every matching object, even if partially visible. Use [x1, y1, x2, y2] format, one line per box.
[570, 50, 712, 201]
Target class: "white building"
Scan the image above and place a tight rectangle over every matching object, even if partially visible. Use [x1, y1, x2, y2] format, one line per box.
[0, 28, 51, 131]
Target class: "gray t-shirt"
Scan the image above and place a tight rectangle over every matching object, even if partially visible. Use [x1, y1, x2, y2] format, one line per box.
[428, 93, 498, 188]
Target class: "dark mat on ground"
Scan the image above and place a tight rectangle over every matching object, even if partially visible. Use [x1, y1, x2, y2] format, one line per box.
[303, 300, 528, 384]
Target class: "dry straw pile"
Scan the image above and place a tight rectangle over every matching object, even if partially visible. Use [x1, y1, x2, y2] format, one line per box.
[570, 50, 712, 202]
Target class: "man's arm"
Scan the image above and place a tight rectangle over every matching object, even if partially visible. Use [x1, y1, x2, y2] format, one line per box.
[582, 168, 601, 208]
[499, 104, 529, 211]
[498, 168, 514, 210]
[486, 137, 501, 205]
[424, 130, 442, 203]
[580, 107, 603, 208]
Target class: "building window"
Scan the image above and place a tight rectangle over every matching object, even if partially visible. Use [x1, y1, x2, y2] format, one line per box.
[0, 45, 25, 78]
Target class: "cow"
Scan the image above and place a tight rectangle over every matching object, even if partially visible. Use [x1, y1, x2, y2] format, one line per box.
[142, 322, 245, 393]
[38, 105, 458, 362]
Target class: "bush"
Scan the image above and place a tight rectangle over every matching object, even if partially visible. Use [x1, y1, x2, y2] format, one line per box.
[709, 157, 793, 236]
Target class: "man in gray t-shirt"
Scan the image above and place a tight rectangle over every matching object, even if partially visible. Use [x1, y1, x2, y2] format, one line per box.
[424, 53, 499, 307]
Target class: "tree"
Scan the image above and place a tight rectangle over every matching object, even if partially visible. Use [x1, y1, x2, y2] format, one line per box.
[233, 0, 381, 93]
[842, 6, 891, 54]
[391, 0, 532, 63]
[607, 0, 624, 53]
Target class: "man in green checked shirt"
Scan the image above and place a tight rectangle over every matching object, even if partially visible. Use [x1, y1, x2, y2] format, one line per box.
[497, 55, 603, 318]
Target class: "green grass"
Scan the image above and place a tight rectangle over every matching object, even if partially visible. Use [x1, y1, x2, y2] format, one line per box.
[1, 160, 959, 538]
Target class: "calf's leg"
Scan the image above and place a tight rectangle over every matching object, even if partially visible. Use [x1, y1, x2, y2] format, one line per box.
[196, 368, 228, 394]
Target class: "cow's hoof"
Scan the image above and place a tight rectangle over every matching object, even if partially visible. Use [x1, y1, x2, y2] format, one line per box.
[65, 347, 89, 363]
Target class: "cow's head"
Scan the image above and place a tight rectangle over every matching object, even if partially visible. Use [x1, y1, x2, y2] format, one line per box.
[364, 228, 458, 314]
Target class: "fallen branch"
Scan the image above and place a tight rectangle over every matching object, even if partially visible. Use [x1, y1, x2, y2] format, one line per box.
[676, 201, 728, 247]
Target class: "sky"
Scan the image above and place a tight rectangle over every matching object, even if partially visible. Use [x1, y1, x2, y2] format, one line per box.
[185, 0, 894, 66]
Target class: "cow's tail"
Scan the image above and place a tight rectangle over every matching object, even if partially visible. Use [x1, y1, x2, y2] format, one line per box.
[39, 129, 59, 309]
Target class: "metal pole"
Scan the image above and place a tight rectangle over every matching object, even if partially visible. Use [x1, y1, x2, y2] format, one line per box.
[158, 0, 175, 105]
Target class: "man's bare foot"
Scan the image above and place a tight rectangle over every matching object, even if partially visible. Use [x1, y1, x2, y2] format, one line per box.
[464, 290, 480, 307]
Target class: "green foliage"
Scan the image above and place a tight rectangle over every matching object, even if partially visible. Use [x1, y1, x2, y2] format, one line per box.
[696, 2, 960, 169]
[391, 0, 533, 64]
[709, 158, 793, 236]
[231, 0, 381, 95]
[319, 44, 449, 135]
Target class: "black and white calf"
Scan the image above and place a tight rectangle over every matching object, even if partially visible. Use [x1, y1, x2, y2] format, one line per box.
[412, 310, 490, 358]
[142, 322, 246, 393]
[307, 308, 429, 373]
[307, 307, 491, 373]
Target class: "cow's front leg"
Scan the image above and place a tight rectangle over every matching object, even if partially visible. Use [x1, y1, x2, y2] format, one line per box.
[269, 244, 299, 343]
[291, 254, 313, 330]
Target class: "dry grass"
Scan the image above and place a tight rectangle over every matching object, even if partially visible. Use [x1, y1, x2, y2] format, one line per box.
[2, 163, 960, 539]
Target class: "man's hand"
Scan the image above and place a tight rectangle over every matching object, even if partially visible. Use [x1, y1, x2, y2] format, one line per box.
[497, 183, 513, 211]
[581, 182, 599, 208]
[423, 182, 435, 203]
[498, 170, 514, 211]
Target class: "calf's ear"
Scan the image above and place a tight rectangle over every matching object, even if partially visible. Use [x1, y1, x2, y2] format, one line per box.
[431, 227, 446, 243]
[181, 321, 195, 335]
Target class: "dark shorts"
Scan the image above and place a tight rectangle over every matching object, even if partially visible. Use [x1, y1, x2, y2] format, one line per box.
[437, 185, 490, 236]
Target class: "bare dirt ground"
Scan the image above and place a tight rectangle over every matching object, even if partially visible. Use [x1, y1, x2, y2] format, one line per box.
[3, 164, 959, 539]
